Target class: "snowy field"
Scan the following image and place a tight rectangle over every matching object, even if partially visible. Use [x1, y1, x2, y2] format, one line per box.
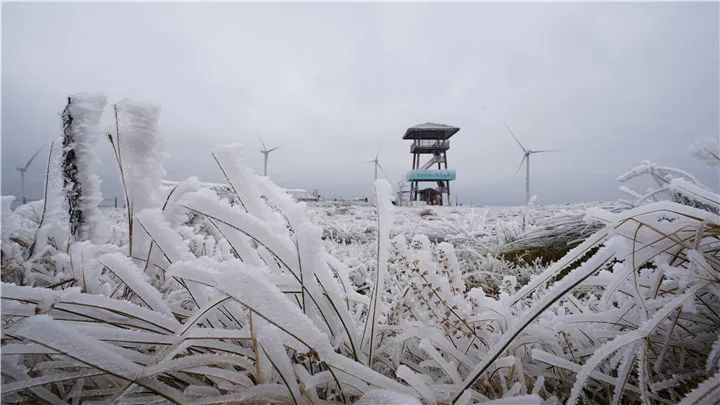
[2, 95, 719, 404]
[309, 202, 600, 294]
[309, 202, 594, 247]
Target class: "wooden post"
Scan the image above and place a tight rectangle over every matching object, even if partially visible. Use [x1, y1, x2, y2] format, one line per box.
[444, 151, 449, 206]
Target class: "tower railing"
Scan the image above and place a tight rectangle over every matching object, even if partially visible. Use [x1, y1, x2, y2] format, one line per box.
[411, 139, 450, 152]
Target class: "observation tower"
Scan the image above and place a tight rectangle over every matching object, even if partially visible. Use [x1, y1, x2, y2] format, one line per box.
[403, 122, 459, 206]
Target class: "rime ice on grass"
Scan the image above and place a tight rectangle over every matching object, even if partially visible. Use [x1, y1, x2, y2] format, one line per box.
[2, 96, 719, 405]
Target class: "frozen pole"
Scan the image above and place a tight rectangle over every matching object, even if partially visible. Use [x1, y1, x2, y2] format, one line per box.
[526, 154, 530, 205]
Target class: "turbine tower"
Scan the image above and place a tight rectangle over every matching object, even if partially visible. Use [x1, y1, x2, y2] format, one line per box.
[16, 146, 44, 204]
[259, 137, 280, 177]
[367, 152, 385, 180]
[505, 123, 554, 205]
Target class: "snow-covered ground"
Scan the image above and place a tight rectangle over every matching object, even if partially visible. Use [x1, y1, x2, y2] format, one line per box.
[2, 96, 718, 404]
[310, 202, 595, 246]
[309, 202, 598, 291]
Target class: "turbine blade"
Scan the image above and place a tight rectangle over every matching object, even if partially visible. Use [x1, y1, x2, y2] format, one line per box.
[268, 147, 280, 153]
[24, 146, 44, 170]
[530, 149, 556, 154]
[514, 155, 527, 176]
[504, 122, 527, 153]
[258, 135, 268, 151]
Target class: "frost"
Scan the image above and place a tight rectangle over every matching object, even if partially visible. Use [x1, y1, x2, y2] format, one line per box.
[357, 389, 421, 405]
[63, 93, 109, 243]
[396, 364, 435, 401]
[679, 371, 720, 404]
[690, 137, 720, 168]
[112, 99, 165, 258]
[257, 325, 302, 403]
[1, 196, 20, 242]
[362, 179, 393, 366]
[114, 100, 165, 212]
[16, 315, 143, 378]
[169, 259, 332, 353]
[97, 252, 174, 317]
[3, 95, 718, 404]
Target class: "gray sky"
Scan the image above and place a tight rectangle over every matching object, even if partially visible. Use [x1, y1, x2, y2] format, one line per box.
[2, 2, 718, 205]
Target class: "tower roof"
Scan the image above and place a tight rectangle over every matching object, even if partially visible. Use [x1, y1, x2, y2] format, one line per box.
[403, 122, 460, 140]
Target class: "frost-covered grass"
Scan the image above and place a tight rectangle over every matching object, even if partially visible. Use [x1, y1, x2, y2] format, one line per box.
[310, 202, 599, 296]
[2, 95, 719, 404]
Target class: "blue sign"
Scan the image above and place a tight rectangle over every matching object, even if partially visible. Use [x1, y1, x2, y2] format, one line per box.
[406, 170, 456, 181]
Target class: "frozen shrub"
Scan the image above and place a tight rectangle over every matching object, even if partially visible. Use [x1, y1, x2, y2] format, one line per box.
[619, 159, 720, 214]
[108, 99, 165, 258]
[690, 137, 720, 168]
[2, 97, 718, 404]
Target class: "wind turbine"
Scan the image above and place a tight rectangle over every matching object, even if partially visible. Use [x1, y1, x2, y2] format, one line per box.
[16, 146, 44, 204]
[505, 123, 554, 205]
[259, 137, 280, 177]
[367, 152, 386, 180]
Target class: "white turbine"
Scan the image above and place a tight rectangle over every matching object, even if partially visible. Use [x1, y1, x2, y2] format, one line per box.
[16, 146, 44, 204]
[367, 152, 386, 181]
[259, 137, 280, 177]
[505, 122, 554, 205]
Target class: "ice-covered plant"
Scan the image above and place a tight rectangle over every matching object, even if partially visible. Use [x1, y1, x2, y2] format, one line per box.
[59, 93, 108, 242]
[3, 94, 718, 405]
[451, 182, 720, 403]
[618, 159, 719, 214]
[107, 100, 166, 258]
[1, 138, 419, 403]
[690, 137, 720, 168]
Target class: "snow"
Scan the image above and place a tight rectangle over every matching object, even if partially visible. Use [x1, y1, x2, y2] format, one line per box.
[114, 99, 165, 258]
[256, 325, 302, 403]
[3, 101, 718, 405]
[65, 93, 108, 243]
[667, 177, 720, 211]
[2, 196, 19, 241]
[356, 389, 421, 405]
[97, 252, 174, 317]
[16, 315, 143, 379]
[418, 338, 463, 385]
[169, 259, 332, 353]
[567, 280, 709, 405]
[690, 137, 720, 168]
[362, 179, 393, 365]
[114, 100, 165, 213]
[32, 138, 70, 255]
[135, 208, 194, 263]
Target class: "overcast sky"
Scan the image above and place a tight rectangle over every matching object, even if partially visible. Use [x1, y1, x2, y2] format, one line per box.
[2, 2, 718, 205]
